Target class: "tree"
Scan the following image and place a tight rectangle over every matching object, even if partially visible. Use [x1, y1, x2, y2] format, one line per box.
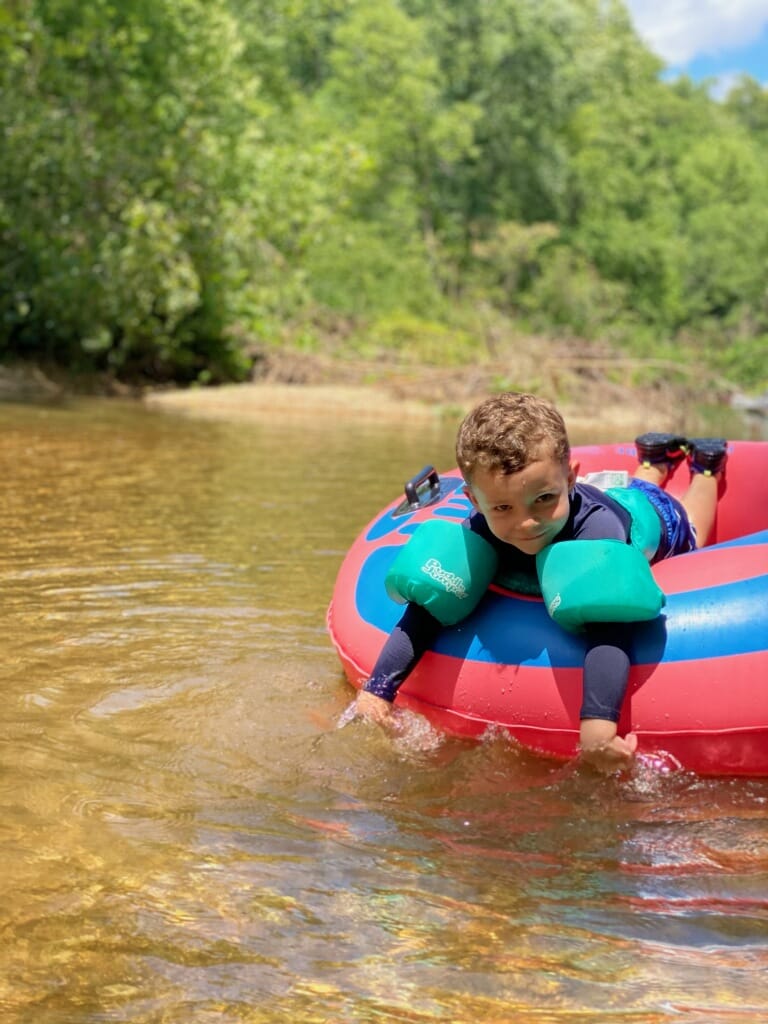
[0, 0, 268, 378]
[724, 76, 768, 143]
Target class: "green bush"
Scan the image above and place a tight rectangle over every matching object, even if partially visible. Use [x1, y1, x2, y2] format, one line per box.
[710, 335, 768, 390]
[520, 248, 629, 338]
[301, 220, 442, 316]
[352, 313, 483, 365]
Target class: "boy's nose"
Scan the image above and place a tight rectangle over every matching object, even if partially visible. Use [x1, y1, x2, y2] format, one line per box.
[512, 514, 539, 534]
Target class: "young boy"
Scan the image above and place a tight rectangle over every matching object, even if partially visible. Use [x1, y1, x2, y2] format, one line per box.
[354, 392, 727, 770]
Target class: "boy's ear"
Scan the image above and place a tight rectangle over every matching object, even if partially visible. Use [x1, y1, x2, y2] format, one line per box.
[463, 484, 480, 511]
[569, 460, 579, 487]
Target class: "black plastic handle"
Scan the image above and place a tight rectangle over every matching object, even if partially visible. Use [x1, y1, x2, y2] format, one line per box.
[404, 465, 441, 509]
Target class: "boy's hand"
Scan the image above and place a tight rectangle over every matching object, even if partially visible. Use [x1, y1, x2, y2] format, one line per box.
[354, 690, 395, 725]
[579, 718, 638, 772]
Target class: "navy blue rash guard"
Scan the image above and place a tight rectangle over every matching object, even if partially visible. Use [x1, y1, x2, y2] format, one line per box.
[363, 483, 639, 723]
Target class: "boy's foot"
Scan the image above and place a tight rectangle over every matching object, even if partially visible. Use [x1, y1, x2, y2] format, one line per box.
[634, 432, 689, 468]
[688, 438, 728, 477]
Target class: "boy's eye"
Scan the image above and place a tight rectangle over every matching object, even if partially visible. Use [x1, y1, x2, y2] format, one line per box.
[535, 492, 557, 504]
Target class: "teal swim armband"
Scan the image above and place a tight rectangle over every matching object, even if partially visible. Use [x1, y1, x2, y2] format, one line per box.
[604, 485, 662, 560]
[385, 520, 499, 626]
[536, 539, 665, 633]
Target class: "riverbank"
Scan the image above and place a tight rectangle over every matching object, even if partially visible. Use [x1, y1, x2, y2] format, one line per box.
[141, 347, 730, 439]
[0, 348, 741, 439]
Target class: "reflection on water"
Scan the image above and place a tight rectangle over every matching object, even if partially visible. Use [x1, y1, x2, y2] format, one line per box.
[0, 397, 766, 1023]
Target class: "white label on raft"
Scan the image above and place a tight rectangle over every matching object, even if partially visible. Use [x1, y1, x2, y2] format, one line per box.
[578, 470, 630, 490]
[421, 558, 469, 598]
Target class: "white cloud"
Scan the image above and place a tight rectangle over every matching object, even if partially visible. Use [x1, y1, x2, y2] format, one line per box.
[625, 0, 768, 65]
[707, 71, 742, 100]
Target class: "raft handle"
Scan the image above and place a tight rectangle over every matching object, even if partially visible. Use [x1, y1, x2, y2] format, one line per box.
[404, 465, 441, 510]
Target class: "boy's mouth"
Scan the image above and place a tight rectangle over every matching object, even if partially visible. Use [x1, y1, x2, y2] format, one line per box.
[512, 532, 547, 547]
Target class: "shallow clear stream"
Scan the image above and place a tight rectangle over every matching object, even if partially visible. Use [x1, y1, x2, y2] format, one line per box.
[0, 396, 765, 1023]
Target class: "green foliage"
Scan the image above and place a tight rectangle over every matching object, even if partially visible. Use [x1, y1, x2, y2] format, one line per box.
[521, 247, 629, 338]
[0, 0, 766, 390]
[0, 0, 265, 379]
[301, 219, 442, 316]
[471, 222, 560, 305]
[352, 313, 483, 365]
[724, 76, 768, 140]
[711, 335, 768, 390]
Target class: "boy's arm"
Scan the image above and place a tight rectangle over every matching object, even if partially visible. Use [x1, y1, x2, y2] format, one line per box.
[354, 603, 441, 720]
[579, 623, 637, 769]
[580, 719, 638, 767]
[355, 689, 397, 723]
[568, 501, 640, 768]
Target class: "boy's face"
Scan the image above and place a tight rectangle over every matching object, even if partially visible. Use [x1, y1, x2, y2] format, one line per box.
[464, 455, 576, 555]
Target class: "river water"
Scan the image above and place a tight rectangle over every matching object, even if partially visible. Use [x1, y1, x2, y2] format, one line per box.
[0, 396, 766, 1023]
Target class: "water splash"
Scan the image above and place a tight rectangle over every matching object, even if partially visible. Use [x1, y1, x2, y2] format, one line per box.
[336, 699, 444, 757]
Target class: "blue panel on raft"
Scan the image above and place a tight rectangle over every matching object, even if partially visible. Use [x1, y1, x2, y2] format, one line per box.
[354, 546, 768, 669]
[365, 477, 468, 541]
[706, 529, 768, 550]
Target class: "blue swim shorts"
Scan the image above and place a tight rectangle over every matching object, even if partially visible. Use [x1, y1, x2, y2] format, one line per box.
[629, 478, 697, 561]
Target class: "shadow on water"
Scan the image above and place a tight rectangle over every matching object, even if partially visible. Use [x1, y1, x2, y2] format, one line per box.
[0, 396, 765, 1023]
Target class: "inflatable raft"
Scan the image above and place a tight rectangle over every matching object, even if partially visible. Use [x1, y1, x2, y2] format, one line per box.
[328, 441, 768, 776]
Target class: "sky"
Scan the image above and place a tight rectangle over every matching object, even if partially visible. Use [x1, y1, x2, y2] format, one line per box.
[624, 0, 768, 94]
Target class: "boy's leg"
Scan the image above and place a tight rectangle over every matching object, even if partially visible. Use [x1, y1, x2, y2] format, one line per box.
[679, 438, 728, 546]
[634, 462, 667, 486]
[679, 473, 719, 546]
[632, 432, 726, 549]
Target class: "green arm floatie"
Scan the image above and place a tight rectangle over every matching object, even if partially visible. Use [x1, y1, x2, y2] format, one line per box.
[536, 539, 665, 633]
[385, 519, 498, 626]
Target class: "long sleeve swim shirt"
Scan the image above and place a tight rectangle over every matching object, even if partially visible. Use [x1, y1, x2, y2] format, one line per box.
[363, 483, 638, 723]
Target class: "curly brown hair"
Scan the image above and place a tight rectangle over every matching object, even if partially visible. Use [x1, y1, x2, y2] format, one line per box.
[455, 392, 570, 481]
